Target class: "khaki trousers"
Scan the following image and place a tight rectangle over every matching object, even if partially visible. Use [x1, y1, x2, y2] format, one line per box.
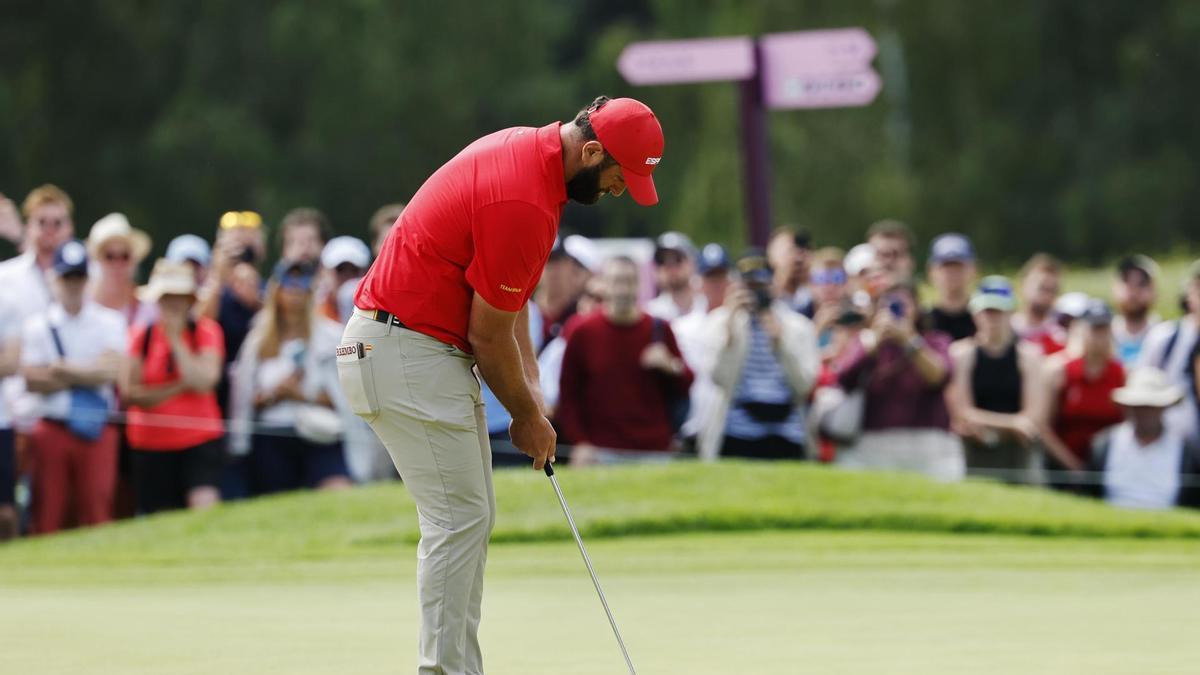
[338, 310, 495, 675]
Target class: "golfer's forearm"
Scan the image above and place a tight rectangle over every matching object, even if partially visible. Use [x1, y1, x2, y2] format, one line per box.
[472, 336, 540, 420]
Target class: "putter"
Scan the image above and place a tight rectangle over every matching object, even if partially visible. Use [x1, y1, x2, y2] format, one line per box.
[544, 462, 637, 675]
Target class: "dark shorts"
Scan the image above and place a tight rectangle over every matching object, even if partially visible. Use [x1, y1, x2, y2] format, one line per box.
[250, 430, 348, 495]
[131, 438, 225, 515]
[0, 427, 14, 507]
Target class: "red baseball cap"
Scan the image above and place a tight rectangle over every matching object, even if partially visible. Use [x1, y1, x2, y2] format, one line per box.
[589, 98, 664, 206]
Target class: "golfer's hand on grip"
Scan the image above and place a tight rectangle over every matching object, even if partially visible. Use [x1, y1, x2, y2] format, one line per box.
[510, 415, 556, 471]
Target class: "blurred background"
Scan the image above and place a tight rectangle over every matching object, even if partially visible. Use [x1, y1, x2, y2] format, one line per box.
[3, 0, 1199, 262]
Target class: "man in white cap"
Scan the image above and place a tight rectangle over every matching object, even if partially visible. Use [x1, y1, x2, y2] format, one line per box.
[318, 235, 373, 324]
[164, 234, 213, 287]
[1088, 367, 1200, 509]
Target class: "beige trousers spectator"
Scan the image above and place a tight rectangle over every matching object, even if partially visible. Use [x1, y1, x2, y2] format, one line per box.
[836, 429, 965, 482]
[338, 309, 495, 675]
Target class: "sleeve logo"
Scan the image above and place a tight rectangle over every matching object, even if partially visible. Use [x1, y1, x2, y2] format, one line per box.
[499, 284, 523, 293]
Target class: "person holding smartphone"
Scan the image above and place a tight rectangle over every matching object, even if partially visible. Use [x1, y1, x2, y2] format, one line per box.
[835, 280, 964, 481]
[697, 251, 819, 461]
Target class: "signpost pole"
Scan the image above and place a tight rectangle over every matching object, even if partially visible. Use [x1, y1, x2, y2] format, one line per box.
[738, 42, 773, 248]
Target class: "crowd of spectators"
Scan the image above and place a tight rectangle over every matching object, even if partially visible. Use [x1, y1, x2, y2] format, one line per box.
[529, 221, 1200, 511]
[0, 185, 397, 538]
[0, 182, 1197, 541]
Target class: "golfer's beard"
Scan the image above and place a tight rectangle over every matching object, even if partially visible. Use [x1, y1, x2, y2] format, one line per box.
[566, 164, 604, 205]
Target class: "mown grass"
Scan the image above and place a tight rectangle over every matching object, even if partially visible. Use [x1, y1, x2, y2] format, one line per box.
[3, 462, 1198, 573]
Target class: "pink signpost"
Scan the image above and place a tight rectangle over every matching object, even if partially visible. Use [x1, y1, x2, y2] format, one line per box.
[760, 29, 881, 109]
[616, 28, 881, 245]
[617, 37, 755, 85]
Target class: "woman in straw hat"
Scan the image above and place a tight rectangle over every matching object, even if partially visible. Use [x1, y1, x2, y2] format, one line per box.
[120, 259, 226, 514]
[87, 213, 154, 327]
[1086, 367, 1200, 509]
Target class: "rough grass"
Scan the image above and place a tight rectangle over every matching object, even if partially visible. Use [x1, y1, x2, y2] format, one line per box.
[3, 462, 1198, 575]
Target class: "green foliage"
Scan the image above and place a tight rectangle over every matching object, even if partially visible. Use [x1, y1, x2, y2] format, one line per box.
[1, 1, 1198, 263]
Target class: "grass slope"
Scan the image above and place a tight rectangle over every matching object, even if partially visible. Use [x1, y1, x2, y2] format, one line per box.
[3, 462, 1199, 577]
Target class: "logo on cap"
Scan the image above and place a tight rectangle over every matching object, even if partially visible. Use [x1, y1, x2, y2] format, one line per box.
[645, 157, 661, 165]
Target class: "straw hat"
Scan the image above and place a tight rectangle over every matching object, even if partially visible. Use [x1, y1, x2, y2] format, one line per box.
[137, 259, 197, 302]
[1112, 367, 1185, 409]
[87, 213, 152, 262]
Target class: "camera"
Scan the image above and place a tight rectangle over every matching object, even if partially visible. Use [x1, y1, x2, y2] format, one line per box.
[753, 287, 773, 311]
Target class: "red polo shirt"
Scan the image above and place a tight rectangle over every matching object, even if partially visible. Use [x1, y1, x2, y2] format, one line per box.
[355, 122, 567, 352]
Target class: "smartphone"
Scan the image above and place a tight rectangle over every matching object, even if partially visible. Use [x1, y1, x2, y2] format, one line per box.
[887, 297, 905, 318]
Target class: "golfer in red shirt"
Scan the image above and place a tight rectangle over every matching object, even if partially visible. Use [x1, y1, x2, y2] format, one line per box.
[338, 95, 663, 674]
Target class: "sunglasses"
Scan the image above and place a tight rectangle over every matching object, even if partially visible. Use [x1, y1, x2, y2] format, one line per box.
[219, 210, 263, 230]
[812, 269, 847, 286]
[103, 251, 132, 263]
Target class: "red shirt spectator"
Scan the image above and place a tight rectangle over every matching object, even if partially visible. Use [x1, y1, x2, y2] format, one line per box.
[556, 311, 692, 453]
[1052, 356, 1125, 463]
[126, 318, 225, 450]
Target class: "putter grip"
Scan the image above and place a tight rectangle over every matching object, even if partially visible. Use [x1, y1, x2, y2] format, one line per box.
[543, 462, 555, 477]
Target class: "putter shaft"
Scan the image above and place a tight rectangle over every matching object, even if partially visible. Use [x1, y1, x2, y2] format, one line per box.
[545, 464, 637, 675]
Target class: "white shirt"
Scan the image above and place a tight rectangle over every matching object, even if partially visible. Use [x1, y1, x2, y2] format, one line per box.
[646, 292, 706, 322]
[20, 302, 127, 421]
[0, 252, 55, 429]
[671, 309, 718, 439]
[1136, 319, 1199, 440]
[0, 295, 19, 428]
[1104, 423, 1183, 510]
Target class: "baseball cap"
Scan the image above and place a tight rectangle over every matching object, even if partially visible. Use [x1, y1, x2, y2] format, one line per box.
[1080, 298, 1114, 326]
[1054, 292, 1091, 320]
[735, 250, 773, 285]
[270, 259, 317, 291]
[320, 236, 372, 270]
[697, 243, 731, 275]
[653, 231, 696, 264]
[843, 243, 876, 277]
[929, 233, 975, 265]
[588, 98, 664, 207]
[968, 275, 1017, 314]
[550, 234, 602, 273]
[165, 234, 212, 267]
[53, 239, 90, 276]
[1116, 254, 1159, 282]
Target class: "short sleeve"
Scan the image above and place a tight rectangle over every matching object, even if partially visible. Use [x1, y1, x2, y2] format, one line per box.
[21, 318, 53, 367]
[196, 319, 226, 361]
[102, 314, 128, 354]
[127, 324, 149, 357]
[465, 201, 554, 313]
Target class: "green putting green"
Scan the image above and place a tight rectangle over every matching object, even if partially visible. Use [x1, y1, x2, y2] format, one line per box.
[2, 463, 1198, 674]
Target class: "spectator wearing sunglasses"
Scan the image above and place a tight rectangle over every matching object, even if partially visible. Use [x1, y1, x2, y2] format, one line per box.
[87, 213, 155, 328]
[924, 233, 978, 341]
[807, 248, 851, 358]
